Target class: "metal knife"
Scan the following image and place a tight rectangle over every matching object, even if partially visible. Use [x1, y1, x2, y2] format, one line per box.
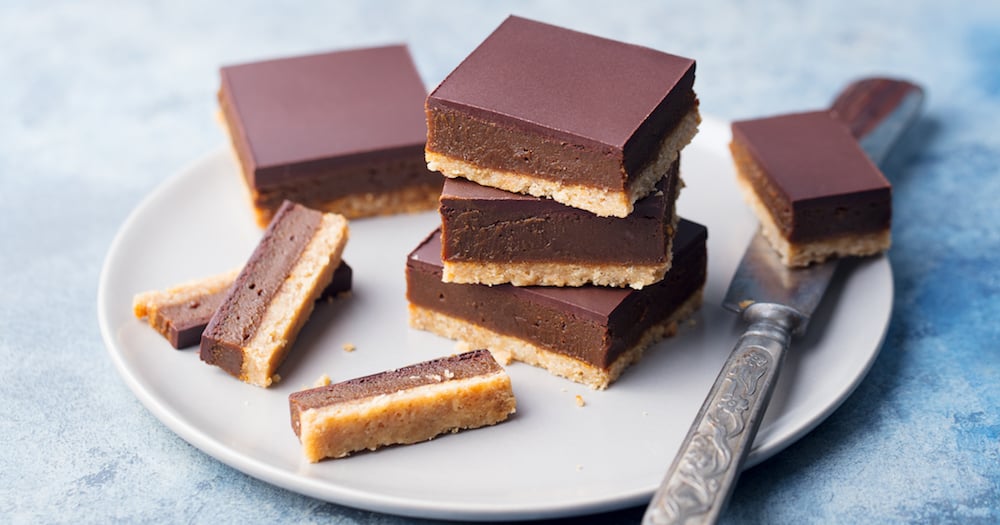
[642, 78, 925, 525]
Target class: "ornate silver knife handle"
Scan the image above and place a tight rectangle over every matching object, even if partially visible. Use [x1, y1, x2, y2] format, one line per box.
[643, 304, 800, 525]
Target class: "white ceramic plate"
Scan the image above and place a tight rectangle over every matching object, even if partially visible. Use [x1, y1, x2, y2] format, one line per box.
[97, 118, 891, 521]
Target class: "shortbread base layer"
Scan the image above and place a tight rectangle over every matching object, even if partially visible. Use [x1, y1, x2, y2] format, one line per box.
[249, 184, 442, 228]
[733, 167, 890, 267]
[296, 371, 515, 462]
[441, 259, 670, 290]
[408, 288, 703, 389]
[426, 108, 701, 218]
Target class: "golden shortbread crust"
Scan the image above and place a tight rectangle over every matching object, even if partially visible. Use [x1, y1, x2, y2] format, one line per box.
[442, 259, 671, 289]
[296, 371, 516, 462]
[249, 185, 441, 228]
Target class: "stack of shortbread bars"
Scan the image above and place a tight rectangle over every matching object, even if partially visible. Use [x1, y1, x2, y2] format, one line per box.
[405, 16, 708, 389]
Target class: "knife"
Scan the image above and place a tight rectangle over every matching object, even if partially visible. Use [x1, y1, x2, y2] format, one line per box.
[642, 77, 925, 525]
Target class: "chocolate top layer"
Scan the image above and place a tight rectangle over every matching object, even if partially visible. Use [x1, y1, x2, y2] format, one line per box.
[220, 45, 428, 187]
[289, 349, 503, 436]
[427, 16, 696, 156]
[408, 219, 707, 322]
[731, 110, 891, 205]
[200, 201, 322, 375]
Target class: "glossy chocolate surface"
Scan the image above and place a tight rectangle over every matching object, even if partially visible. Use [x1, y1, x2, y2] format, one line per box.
[289, 349, 501, 436]
[731, 110, 891, 241]
[426, 16, 696, 182]
[220, 45, 430, 188]
[440, 159, 679, 264]
[200, 201, 323, 376]
[406, 220, 707, 368]
[158, 263, 352, 349]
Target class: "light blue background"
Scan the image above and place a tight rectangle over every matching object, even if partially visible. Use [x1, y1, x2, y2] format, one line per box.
[2, 1, 998, 523]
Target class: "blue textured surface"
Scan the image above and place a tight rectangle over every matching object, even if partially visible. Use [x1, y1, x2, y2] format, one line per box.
[2, 1, 998, 523]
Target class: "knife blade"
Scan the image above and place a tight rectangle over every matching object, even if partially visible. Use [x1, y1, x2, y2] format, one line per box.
[642, 78, 925, 525]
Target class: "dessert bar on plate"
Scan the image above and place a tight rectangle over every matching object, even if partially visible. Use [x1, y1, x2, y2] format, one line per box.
[730, 110, 892, 267]
[289, 349, 516, 462]
[406, 219, 708, 389]
[200, 201, 349, 387]
[425, 15, 700, 218]
[219, 45, 442, 226]
[438, 159, 682, 289]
